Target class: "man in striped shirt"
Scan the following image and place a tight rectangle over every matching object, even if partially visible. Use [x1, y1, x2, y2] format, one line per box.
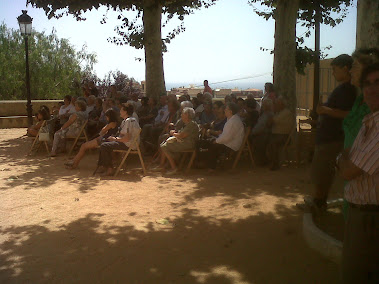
[338, 63, 379, 284]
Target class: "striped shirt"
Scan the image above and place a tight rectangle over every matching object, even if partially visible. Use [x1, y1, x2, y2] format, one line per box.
[344, 111, 379, 205]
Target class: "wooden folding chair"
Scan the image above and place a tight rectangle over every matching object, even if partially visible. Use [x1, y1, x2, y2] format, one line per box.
[66, 120, 89, 156]
[296, 119, 317, 165]
[232, 127, 255, 169]
[178, 149, 197, 173]
[28, 120, 50, 155]
[114, 129, 147, 177]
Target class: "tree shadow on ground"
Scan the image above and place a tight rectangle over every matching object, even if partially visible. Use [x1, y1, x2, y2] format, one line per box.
[0, 206, 338, 284]
[0, 133, 145, 193]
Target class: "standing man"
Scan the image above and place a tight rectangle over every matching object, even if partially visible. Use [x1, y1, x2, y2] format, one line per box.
[338, 63, 379, 284]
[203, 80, 213, 97]
[297, 54, 357, 211]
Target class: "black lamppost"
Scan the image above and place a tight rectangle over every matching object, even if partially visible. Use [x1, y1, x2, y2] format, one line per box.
[17, 10, 33, 126]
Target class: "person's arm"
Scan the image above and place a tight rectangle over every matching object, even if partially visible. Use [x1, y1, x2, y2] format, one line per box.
[337, 149, 364, 180]
[316, 105, 350, 118]
[216, 118, 235, 145]
[61, 113, 77, 130]
[99, 122, 117, 136]
[173, 131, 188, 139]
[251, 114, 268, 135]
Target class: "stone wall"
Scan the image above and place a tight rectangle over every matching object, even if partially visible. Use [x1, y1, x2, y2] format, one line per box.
[0, 100, 62, 128]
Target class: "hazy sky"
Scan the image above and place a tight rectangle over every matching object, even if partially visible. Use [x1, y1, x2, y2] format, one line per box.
[1, 0, 357, 89]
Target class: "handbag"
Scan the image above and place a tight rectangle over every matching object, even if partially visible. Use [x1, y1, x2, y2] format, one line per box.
[39, 125, 50, 142]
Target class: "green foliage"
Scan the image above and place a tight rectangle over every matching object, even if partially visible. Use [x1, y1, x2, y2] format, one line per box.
[27, 0, 218, 52]
[99, 70, 141, 97]
[0, 23, 97, 100]
[249, 0, 353, 74]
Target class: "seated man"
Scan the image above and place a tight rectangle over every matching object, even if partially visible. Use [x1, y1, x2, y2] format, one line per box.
[267, 96, 294, 170]
[199, 101, 215, 126]
[140, 94, 169, 153]
[206, 102, 244, 171]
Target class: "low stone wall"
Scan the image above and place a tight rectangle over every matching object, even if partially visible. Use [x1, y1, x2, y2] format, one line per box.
[0, 116, 29, 129]
[0, 100, 62, 117]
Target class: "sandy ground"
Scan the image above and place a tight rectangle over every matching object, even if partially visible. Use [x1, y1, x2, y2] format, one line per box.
[0, 128, 342, 284]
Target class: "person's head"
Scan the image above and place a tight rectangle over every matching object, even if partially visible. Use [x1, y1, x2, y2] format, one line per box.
[87, 95, 96, 105]
[230, 93, 237, 104]
[262, 99, 274, 112]
[37, 108, 50, 121]
[331, 54, 353, 82]
[71, 96, 78, 105]
[351, 48, 379, 87]
[148, 97, 157, 107]
[131, 93, 139, 102]
[105, 108, 118, 123]
[212, 100, 224, 115]
[168, 99, 180, 114]
[40, 105, 50, 116]
[224, 94, 232, 104]
[245, 99, 257, 112]
[181, 107, 196, 123]
[77, 97, 87, 104]
[141, 96, 149, 106]
[107, 98, 116, 107]
[361, 63, 379, 112]
[237, 97, 244, 109]
[120, 103, 134, 119]
[203, 101, 213, 113]
[191, 97, 199, 108]
[160, 94, 168, 106]
[264, 83, 274, 93]
[75, 100, 87, 112]
[95, 97, 103, 109]
[274, 96, 287, 112]
[225, 102, 239, 119]
[217, 104, 226, 119]
[178, 95, 187, 103]
[204, 80, 209, 87]
[180, 100, 193, 111]
[197, 92, 204, 103]
[63, 95, 72, 106]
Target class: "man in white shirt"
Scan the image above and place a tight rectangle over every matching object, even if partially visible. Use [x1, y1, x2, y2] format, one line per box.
[206, 102, 244, 170]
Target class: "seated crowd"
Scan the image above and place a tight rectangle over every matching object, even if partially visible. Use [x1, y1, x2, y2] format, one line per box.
[29, 82, 295, 175]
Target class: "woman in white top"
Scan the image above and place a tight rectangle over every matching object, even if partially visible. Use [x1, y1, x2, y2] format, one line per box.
[96, 104, 141, 176]
[59, 95, 75, 125]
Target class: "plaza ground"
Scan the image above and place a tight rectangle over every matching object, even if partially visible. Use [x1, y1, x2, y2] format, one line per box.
[0, 128, 342, 283]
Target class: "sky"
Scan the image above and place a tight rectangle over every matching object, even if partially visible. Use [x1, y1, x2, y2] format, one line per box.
[1, 0, 357, 90]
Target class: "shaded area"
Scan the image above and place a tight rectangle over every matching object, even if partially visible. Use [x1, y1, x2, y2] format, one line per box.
[0, 208, 337, 284]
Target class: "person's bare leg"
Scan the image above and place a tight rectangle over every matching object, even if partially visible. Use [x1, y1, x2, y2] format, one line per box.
[159, 152, 167, 168]
[163, 151, 177, 170]
[71, 139, 98, 167]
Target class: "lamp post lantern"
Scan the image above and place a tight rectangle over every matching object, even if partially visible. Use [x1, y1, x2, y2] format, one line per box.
[17, 10, 33, 126]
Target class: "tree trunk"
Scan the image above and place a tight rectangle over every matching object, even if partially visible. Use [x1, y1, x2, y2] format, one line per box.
[273, 0, 300, 115]
[356, 0, 379, 49]
[143, 0, 166, 99]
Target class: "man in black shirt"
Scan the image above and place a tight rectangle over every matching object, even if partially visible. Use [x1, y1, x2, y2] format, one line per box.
[298, 54, 357, 211]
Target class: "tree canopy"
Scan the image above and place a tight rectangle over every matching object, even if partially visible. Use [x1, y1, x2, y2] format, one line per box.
[0, 22, 96, 100]
[249, 0, 353, 74]
[28, 0, 217, 51]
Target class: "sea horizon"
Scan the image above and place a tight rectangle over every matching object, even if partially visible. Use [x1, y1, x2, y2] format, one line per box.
[166, 81, 266, 91]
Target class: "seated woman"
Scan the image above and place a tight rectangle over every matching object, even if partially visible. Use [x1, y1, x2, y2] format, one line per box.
[205, 102, 244, 171]
[250, 99, 274, 165]
[205, 101, 227, 138]
[152, 107, 199, 175]
[199, 101, 215, 126]
[50, 100, 88, 157]
[27, 108, 50, 137]
[59, 95, 75, 126]
[96, 104, 141, 176]
[65, 109, 119, 169]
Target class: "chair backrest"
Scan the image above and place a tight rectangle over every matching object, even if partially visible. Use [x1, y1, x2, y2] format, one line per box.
[240, 127, 251, 151]
[130, 128, 142, 151]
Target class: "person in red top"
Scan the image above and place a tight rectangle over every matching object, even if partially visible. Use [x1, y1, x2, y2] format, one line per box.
[203, 80, 213, 96]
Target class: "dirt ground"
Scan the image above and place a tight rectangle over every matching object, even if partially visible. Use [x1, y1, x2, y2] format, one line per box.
[0, 128, 342, 284]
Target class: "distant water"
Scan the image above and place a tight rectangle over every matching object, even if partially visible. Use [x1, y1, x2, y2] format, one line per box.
[166, 81, 266, 91]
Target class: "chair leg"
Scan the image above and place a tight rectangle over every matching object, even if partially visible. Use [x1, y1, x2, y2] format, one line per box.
[186, 151, 196, 173]
[137, 148, 147, 176]
[232, 148, 243, 169]
[247, 142, 255, 168]
[68, 138, 78, 156]
[44, 141, 50, 154]
[114, 151, 131, 177]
